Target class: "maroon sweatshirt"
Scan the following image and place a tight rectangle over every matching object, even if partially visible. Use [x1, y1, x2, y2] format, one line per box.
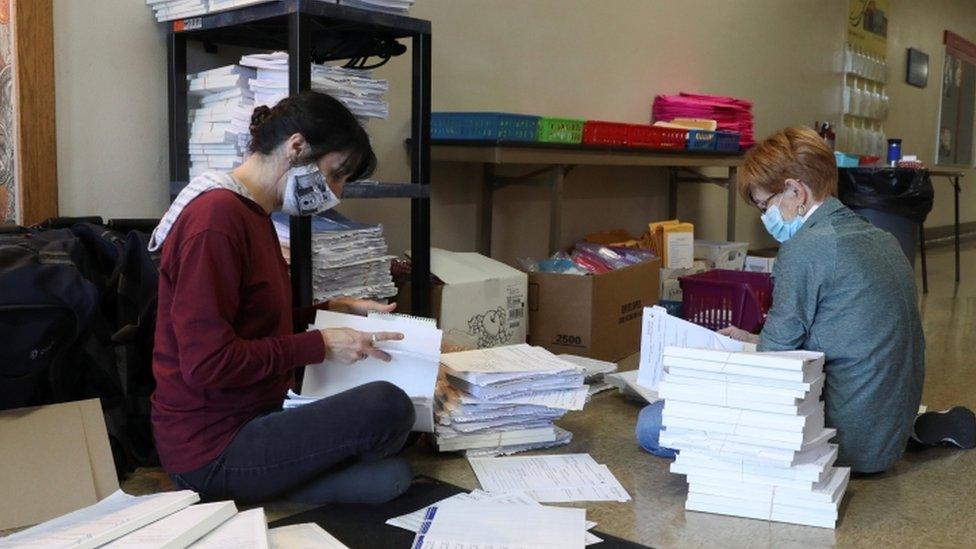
[151, 190, 326, 474]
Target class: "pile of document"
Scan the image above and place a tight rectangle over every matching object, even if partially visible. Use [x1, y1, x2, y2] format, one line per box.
[296, 310, 442, 432]
[0, 488, 347, 548]
[147, 0, 208, 22]
[187, 64, 256, 178]
[272, 211, 396, 302]
[559, 354, 618, 396]
[652, 93, 756, 148]
[436, 345, 589, 455]
[240, 52, 389, 124]
[658, 346, 850, 529]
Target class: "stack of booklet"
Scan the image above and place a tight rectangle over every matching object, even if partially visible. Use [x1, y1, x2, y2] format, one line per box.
[240, 52, 389, 125]
[187, 64, 255, 178]
[147, 0, 208, 22]
[0, 489, 346, 548]
[435, 344, 588, 455]
[272, 211, 396, 303]
[658, 346, 849, 529]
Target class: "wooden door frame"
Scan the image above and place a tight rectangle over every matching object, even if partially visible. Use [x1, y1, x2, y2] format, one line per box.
[13, 0, 57, 225]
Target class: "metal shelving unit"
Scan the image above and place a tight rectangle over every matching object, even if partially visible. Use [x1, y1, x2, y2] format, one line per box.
[165, 0, 432, 319]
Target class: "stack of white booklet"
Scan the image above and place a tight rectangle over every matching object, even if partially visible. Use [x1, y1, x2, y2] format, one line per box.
[658, 346, 850, 529]
[339, 0, 416, 15]
[297, 310, 442, 432]
[272, 211, 396, 302]
[147, 0, 208, 22]
[240, 52, 389, 125]
[186, 64, 256, 179]
[436, 344, 588, 455]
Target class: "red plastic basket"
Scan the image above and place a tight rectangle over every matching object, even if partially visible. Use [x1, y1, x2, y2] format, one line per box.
[678, 270, 773, 333]
[582, 121, 631, 146]
[628, 125, 687, 150]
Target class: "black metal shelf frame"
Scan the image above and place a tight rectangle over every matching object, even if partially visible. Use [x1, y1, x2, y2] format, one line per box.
[166, 0, 432, 321]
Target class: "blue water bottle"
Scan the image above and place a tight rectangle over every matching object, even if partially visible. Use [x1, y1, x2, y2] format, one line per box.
[887, 138, 902, 166]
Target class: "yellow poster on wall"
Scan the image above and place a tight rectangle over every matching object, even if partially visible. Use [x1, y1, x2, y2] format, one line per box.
[848, 0, 888, 57]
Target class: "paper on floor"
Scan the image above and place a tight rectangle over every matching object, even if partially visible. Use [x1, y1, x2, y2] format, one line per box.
[410, 500, 587, 549]
[468, 454, 630, 503]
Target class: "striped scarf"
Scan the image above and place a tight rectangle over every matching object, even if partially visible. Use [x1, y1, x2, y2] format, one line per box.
[148, 171, 254, 252]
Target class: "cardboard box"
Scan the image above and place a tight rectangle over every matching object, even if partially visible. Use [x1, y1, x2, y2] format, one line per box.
[0, 398, 119, 530]
[527, 258, 660, 361]
[694, 240, 750, 270]
[398, 249, 527, 349]
[660, 261, 709, 301]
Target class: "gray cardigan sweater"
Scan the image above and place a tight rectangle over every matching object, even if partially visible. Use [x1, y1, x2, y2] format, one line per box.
[758, 197, 925, 473]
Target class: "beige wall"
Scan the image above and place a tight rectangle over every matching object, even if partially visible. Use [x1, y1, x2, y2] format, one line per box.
[53, 0, 975, 265]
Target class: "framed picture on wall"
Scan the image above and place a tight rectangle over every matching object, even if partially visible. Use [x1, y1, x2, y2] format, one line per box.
[906, 48, 928, 88]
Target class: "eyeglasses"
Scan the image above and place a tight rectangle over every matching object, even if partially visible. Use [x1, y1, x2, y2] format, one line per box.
[750, 192, 780, 214]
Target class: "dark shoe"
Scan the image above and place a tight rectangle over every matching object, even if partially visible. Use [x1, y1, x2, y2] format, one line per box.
[912, 406, 976, 449]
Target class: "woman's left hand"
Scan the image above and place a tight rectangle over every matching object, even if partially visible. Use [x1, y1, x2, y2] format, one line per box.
[718, 325, 760, 344]
[329, 297, 396, 317]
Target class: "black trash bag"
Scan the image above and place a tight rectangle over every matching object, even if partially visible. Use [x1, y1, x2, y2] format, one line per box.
[837, 168, 934, 223]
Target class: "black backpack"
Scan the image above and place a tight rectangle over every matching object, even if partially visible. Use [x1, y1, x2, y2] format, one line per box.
[0, 219, 161, 477]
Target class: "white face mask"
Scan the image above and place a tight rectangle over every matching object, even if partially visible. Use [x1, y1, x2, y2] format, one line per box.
[280, 164, 341, 216]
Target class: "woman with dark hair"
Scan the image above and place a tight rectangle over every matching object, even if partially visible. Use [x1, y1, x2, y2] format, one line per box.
[149, 91, 416, 505]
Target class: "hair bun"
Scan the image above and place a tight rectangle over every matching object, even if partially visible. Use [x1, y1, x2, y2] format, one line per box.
[249, 105, 272, 133]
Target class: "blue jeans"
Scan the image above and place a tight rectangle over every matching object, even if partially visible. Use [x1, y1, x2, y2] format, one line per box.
[635, 400, 677, 459]
[171, 381, 415, 505]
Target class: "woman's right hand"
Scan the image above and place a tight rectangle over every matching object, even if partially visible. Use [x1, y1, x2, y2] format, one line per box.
[320, 328, 404, 364]
[718, 325, 760, 344]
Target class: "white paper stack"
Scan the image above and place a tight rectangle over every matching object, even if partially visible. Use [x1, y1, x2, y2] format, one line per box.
[272, 211, 396, 302]
[240, 52, 389, 125]
[298, 310, 442, 432]
[147, 0, 208, 22]
[658, 346, 850, 529]
[468, 454, 631, 503]
[435, 344, 588, 455]
[187, 64, 256, 179]
[339, 0, 416, 15]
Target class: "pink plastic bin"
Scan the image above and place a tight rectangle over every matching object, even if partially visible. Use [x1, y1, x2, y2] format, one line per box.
[678, 270, 773, 333]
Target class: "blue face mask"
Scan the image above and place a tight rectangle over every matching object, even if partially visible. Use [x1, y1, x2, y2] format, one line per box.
[761, 202, 805, 243]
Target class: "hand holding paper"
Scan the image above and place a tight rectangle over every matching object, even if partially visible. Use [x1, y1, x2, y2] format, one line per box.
[319, 328, 404, 363]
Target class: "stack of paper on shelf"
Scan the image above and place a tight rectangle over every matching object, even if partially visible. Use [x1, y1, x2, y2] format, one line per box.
[240, 52, 389, 124]
[272, 211, 396, 302]
[297, 310, 442, 432]
[558, 354, 618, 396]
[147, 0, 208, 22]
[339, 0, 416, 15]
[187, 64, 256, 179]
[435, 345, 588, 455]
[468, 454, 631, 503]
[658, 346, 850, 529]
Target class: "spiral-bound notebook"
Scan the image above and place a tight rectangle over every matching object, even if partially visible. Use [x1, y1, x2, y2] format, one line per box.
[298, 310, 442, 432]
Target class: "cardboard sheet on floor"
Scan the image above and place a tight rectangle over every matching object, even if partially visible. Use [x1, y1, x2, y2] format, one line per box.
[267, 476, 650, 549]
[0, 398, 119, 531]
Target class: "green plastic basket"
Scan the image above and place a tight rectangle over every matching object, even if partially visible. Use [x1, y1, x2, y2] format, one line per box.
[537, 118, 585, 144]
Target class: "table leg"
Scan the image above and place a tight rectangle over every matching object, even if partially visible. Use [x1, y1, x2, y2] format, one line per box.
[919, 223, 929, 293]
[668, 167, 679, 219]
[954, 176, 961, 283]
[727, 166, 738, 241]
[479, 164, 494, 257]
[549, 166, 566, 255]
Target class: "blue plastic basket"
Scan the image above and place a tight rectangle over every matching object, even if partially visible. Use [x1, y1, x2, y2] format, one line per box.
[686, 130, 717, 151]
[431, 112, 540, 142]
[686, 130, 741, 152]
[715, 131, 741, 152]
